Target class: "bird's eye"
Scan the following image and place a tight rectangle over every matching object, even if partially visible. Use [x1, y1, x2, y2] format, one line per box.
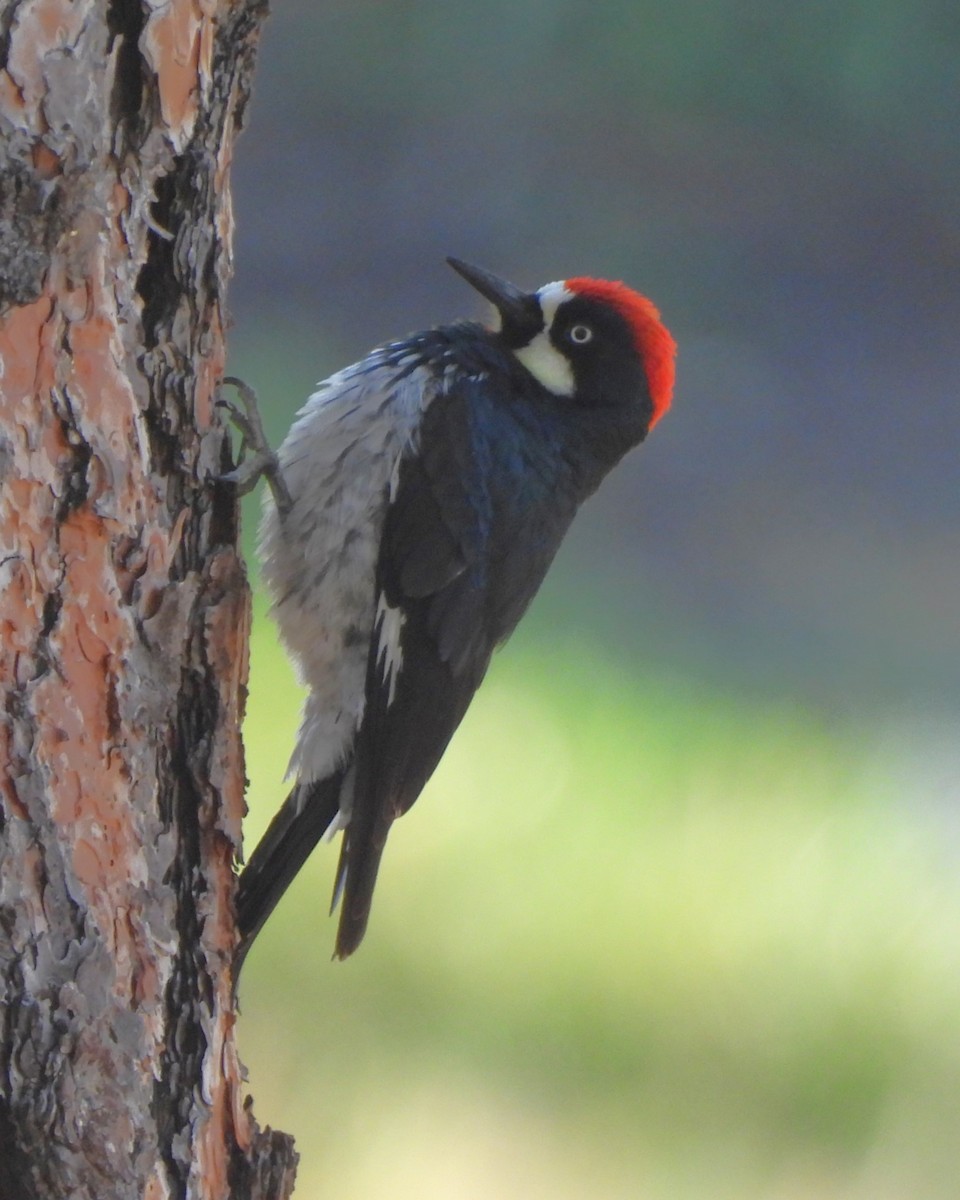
[568, 324, 593, 344]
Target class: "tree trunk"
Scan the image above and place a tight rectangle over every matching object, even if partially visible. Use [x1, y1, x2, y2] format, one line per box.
[0, 1, 297, 1195]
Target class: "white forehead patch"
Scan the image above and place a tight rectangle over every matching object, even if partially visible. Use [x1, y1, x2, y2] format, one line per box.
[512, 281, 576, 397]
[536, 280, 574, 322]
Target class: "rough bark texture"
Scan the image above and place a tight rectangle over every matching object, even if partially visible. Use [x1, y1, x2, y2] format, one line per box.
[0, 0, 298, 1196]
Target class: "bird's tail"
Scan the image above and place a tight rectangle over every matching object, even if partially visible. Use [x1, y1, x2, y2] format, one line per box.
[331, 823, 391, 960]
[234, 773, 343, 979]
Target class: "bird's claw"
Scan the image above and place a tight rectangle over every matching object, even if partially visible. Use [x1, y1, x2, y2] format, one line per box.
[217, 376, 294, 516]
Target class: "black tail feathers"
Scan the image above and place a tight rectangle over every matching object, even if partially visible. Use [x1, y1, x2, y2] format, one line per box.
[234, 773, 343, 979]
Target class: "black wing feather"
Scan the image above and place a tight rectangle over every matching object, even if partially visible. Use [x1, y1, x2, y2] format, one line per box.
[333, 371, 582, 957]
[333, 384, 494, 957]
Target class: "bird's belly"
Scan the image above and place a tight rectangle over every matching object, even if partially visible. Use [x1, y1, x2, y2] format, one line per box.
[256, 364, 436, 784]
[262, 483, 383, 782]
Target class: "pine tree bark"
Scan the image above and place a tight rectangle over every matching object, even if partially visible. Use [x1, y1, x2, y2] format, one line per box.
[0, 1, 297, 1196]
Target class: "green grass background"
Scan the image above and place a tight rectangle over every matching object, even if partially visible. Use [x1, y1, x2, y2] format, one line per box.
[238, 594, 960, 1200]
[225, 0, 960, 1185]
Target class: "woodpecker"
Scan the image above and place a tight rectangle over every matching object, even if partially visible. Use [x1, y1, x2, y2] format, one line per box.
[226, 257, 676, 966]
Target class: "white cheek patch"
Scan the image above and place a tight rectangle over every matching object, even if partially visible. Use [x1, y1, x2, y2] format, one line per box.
[375, 591, 405, 705]
[511, 280, 576, 397]
[513, 332, 575, 397]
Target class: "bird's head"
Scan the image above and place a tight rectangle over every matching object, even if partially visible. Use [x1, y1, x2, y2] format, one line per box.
[447, 257, 676, 433]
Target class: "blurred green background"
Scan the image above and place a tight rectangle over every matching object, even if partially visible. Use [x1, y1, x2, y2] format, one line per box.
[227, 3, 960, 1197]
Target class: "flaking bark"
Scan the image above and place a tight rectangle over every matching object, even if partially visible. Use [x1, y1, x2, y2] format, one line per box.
[0, 0, 297, 1196]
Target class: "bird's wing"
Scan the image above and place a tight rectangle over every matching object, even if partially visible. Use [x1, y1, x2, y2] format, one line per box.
[333, 379, 497, 956]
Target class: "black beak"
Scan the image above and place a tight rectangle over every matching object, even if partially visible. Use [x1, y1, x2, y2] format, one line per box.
[447, 257, 543, 341]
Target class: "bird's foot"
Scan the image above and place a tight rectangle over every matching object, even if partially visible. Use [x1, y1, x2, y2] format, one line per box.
[217, 376, 294, 516]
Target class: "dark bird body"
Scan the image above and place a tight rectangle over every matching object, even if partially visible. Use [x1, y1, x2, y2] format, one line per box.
[233, 260, 676, 965]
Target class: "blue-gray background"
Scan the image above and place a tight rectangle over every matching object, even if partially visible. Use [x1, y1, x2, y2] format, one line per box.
[227, 5, 960, 1197]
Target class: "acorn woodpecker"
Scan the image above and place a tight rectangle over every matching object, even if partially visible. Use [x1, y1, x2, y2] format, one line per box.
[226, 257, 676, 965]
